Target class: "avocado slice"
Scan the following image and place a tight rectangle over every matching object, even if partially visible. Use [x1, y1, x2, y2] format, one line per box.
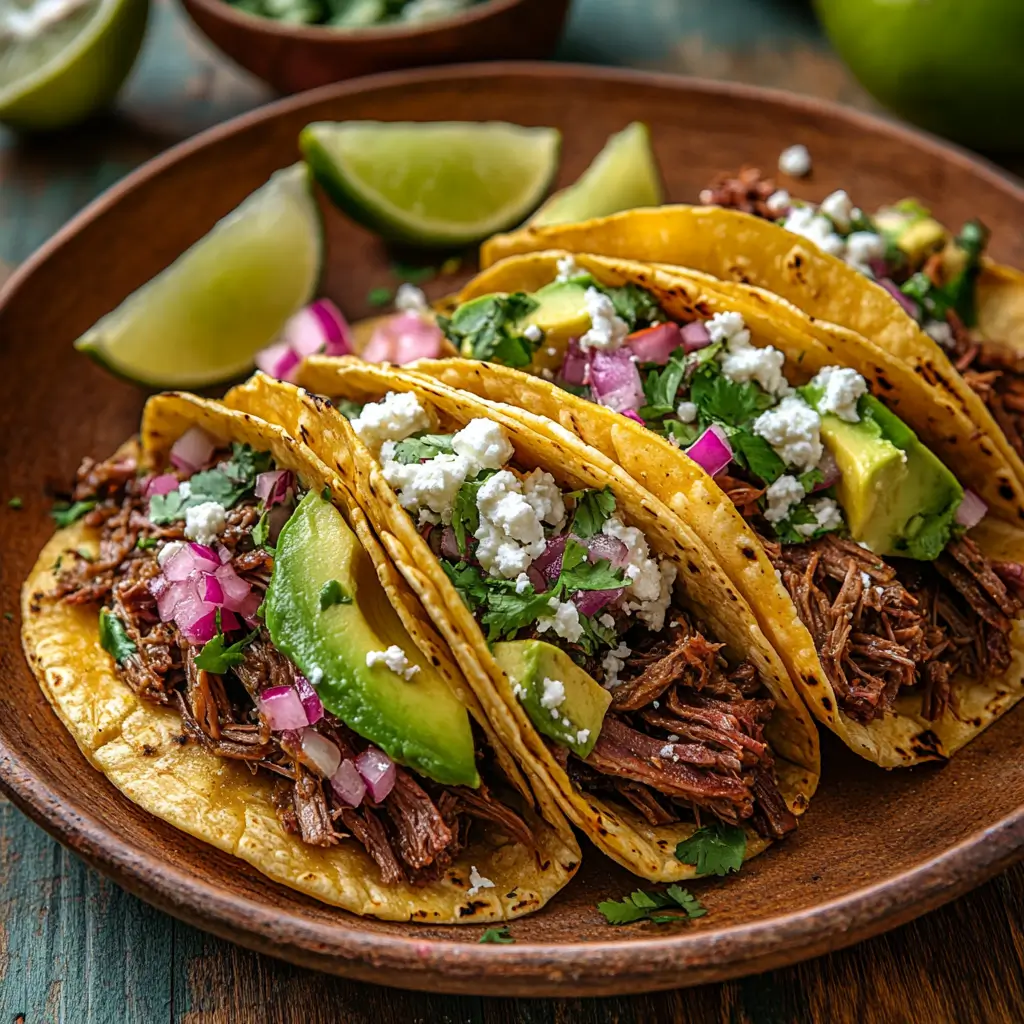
[818, 395, 963, 560]
[875, 202, 948, 267]
[264, 490, 479, 787]
[492, 639, 610, 758]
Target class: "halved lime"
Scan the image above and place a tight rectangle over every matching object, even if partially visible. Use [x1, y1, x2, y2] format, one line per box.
[0, 0, 148, 132]
[529, 122, 663, 228]
[300, 120, 561, 247]
[76, 163, 323, 389]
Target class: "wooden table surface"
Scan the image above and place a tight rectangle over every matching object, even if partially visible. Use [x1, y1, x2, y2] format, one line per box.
[3, 1, 1024, 1020]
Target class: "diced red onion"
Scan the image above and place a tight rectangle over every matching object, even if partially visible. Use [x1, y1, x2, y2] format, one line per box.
[219, 608, 241, 632]
[237, 592, 263, 625]
[879, 278, 921, 321]
[301, 727, 342, 778]
[188, 542, 221, 569]
[287, 299, 352, 359]
[169, 427, 215, 474]
[815, 449, 842, 491]
[144, 473, 178, 497]
[559, 336, 590, 386]
[255, 469, 294, 508]
[259, 686, 308, 732]
[526, 565, 547, 593]
[626, 323, 683, 364]
[200, 573, 224, 605]
[685, 424, 733, 476]
[585, 534, 629, 567]
[161, 545, 195, 582]
[868, 257, 891, 280]
[362, 312, 443, 365]
[440, 526, 462, 560]
[255, 339, 301, 382]
[330, 759, 367, 807]
[681, 321, 713, 351]
[621, 410, 645, 424]
[180, 607, 220, 644]
[955, 489, 988, 529]
[573, 587, 624, 617]
[532, 534, 567, 582]
[215, 542, 232, 565]
[355, 747, 397, 802]
[294, 674, 324, 725]
[213, 562, 252, 611]
[590, 349, 644, 413]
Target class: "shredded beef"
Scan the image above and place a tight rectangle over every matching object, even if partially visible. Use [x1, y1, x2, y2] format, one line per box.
[53, 450, 535, 887]
[699, 166, 778, 218]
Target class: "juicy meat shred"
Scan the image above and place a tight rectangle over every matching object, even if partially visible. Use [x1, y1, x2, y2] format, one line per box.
[52, 450, 536, 887]
[699, 166, 778, 218]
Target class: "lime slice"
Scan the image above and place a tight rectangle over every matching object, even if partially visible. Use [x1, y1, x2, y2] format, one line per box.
[300, 120, 561, 247]
[0, 0, 148, 132]
[529, 122, 663, 228]
[76, 163, 323, 389]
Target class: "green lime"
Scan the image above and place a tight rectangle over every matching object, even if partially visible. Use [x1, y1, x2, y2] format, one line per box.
[76, 163, 323, 389]
[0, 0, 149, 132]
[814, 0, 1024, 152]
[530, 122, 663, 228]
[300, 120, 561, 247]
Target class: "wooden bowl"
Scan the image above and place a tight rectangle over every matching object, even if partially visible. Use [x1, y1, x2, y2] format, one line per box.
[2, 64, 1024, 997]
[179, 0, 572, 94]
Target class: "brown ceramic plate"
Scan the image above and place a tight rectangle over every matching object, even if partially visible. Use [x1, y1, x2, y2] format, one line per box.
[2, 64, 1024, 998]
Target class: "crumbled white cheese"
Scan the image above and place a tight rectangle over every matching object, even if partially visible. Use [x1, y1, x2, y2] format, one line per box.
[515, 572, 531, 594]
[365, 645, 420, 680]
[860, 572, 872, 588]
[845, 231, 886, 276]
[308, 666, 324, 686]
[523, 324, 543, 342]
[601, 643, 632, 689]
[521, 468, 566, 526]
[352, 391, 432, 454]
[676, 400, 698, 423]
[601, 517, 675, 630]
[808, 365, 867, 423]
[536, 598, 583, 644]
[763, 475, 806, 525]
[711, 310, 790, 396]
[782, 205, 845, 257]
[394, 282, 428, 313]
[475, 470, 548, 578]
[540, 368, 555, 381]
[793, 496, 844, 538]
[753, 395, 823, 471]
[467, 865, 495, 897]
[451, 417, 514, 473]
[184, 502, 227, 546]
[157, 540, 185, 569]
[819, 189, 854, 233]
[417, 509, 441, 528]
[705, 310, 749, 347]
[383, 453, 472, 523]
[667, 733, 679, 742]
[177, 481, 192, 499]
[765, 189, 791, 216]
[659, 744, 676, 758]
[539, 676, 566, 711]
[576, 728, 590, 746]
[580, 287, 629, 352]
[778, 144, 812, 177]
[556, 254, 582, 282]
[598, 613, 616, 629]
[924, 319, 954, 347]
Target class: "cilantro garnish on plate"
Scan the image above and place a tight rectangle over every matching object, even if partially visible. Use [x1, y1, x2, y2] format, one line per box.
[675, 821, 747, 876]
[478, 926, 514, 944]
[598, 885, 707, 925]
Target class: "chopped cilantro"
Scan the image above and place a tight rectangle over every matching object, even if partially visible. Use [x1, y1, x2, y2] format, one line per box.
[569, 486, 616, 538]
[439, 293, 540, 368]
[390, 261, 435, 284]
[598, 282, 663, 330]
[660, 419, 700, 448]
[772, 502, 822, 545]
[480, 584, 557, 642]
[252, 511, 272, 551]
[557, 537, 626, 593]
[51, 500, 97, 527]
[598, 885, 707, 925]
[4, 611, 14, 622]
[194, 625, 260, 674]
[728, 429, 785, 484]
[479, 926, 514, 944]
[639, 350, 687, 418]
[451, 477, 484, 555]
[390, 433, 455, 465]
[136, 537, 158, 550]
[367, 286, 393, 307]
[7, 496, 23, 509]
[321, 485, 331, 501]
[319, 579, 352, 610]
[689, 364, 773, 426]
[675, 822, 747, 876]
[798, 468, 824, 492]
[77, 546, 95, 562]
[98, 609, 137, 664]
[147, 491, 186, 525]
[333, 399, 363, 421]
[575, 611, 618, 657]
[442, 561, 490, 612]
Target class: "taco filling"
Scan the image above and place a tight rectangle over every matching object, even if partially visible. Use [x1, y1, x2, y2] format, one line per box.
[439, 268, 1024, 727]
[51, 432, 535, 886]
[345, 392, 797, 839]
[701, 168, 1024, 465]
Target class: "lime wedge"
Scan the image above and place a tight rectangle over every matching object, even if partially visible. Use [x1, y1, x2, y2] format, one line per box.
[76, 163, 323, 389]
[529, 122, 663, 228]
[0, 0, 148, 132]
[300, 120, 561, 247]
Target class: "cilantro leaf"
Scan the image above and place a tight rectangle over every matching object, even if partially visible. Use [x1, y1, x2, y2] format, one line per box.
[442, 561, 489, 612]
[480, 585, 556, 642]
[136, 537, 158, 550]
[659, 419, 700, 448]
[390, 433, 455, 465]
[479, 926, 514, 944]
[51, 500, 97, 527]
[252, 511, 273, 552]
[333, 399, 364, 420]
[675, 822, 747, 876]
[598, 283, 663, 330]
[390, 261, 435, 284]
[640, 351, 687, 418]
[771, 501, 821, 545]
[689, 365, 772, 426]
[147, 491, 186, 526]
[729, 429, 785, 484]
[664, 884, 708, 919]
[194, 626, 260, 674]
[570, 486, 616, 538]
[99, 609, 137, 664]
[319, 579, 352, 610]
[575, 612, 618, 657]
[598, 887, 707, 925]
[440, 293, 540, 368]
[557, 537, 626, 593]
[798, 467, 824, 491]
[451, 478, 483, 555]
[367, 286, 393, 307]
[8, 496, 23, 509]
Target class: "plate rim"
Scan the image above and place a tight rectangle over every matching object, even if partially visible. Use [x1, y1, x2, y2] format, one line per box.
[3, 61, 1024, 996]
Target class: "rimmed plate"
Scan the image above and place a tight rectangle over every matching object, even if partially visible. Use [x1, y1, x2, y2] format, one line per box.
[2, 63, 1023, 997]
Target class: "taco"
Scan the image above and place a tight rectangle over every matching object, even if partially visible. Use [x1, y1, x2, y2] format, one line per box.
[21, 392, 579, 922]
[405, 250, 1024, 767]
[227, 367, 820, 881]
[480, 201, 1024, 507]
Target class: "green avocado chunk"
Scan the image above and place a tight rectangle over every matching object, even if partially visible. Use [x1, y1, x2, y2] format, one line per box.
[264, 490, 479, 787]
[875, 202, 947, 266]
[818, 395, 963, 560]
[492, 639, 610, 758]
